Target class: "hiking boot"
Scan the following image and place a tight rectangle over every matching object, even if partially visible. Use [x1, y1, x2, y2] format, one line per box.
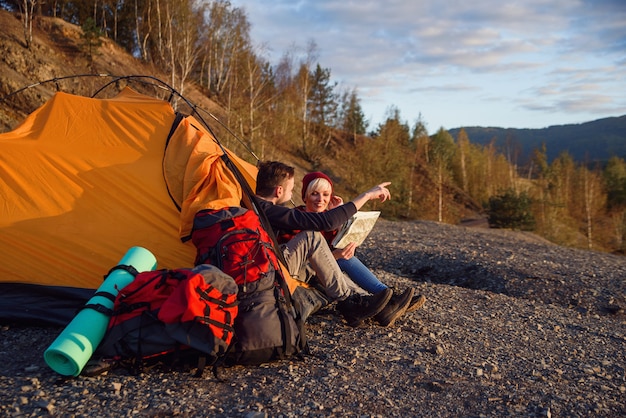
[337, 288, 392, 327]
[405, 293, 427, 313]
[375, 288, 414, 327]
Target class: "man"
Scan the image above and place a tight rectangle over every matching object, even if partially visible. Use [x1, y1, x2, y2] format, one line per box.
[254, 161, 405, 327]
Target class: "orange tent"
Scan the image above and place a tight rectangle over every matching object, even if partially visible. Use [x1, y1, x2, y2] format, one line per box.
[0, 87, 258, 324]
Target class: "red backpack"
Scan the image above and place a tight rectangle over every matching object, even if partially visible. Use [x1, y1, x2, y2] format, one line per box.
[191, 206, 280, 291]
[96, 264, 238, 374]
[190, 206, 308, 365]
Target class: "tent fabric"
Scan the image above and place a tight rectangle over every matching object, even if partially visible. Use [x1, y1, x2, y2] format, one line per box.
[0, 284, 94, 327]
[163, 115, 258, 240]
[0, 87, 263, 325]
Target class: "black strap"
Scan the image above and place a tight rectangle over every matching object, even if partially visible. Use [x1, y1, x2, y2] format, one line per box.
[194, 355, 207, 378]
[274, 284, 295, 358]
[79, 290, 118, 315]
[211, 342, 234, 381]
[103, 264, 140, 281]
[93, 291, 116, 303]
[81, 303, 113, 316]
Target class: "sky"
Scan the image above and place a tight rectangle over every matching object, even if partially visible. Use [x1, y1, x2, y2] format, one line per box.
[229, 0, 626, 133]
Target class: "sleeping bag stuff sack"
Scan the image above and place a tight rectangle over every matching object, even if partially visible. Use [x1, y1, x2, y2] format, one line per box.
[44, 246, 157, 376]
[190, 207, 308, 365]
[95, 264, 238, 374]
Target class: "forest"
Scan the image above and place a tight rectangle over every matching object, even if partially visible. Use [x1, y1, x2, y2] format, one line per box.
[2, 0, 626, 254]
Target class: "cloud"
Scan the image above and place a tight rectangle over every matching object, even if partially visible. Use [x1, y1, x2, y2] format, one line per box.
[408, 83, 479, 94]
[231, 0, 626, 128]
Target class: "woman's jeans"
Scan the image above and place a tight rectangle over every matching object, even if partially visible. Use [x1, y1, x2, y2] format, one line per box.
[337, 256, 388, 294]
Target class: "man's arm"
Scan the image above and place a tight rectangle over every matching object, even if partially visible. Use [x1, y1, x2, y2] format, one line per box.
[258, 199, 356, 232]
[350, 182, 391, 210]
[257, 182, 390, 232]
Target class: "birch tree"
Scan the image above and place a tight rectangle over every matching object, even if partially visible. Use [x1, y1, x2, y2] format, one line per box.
[456, 128, 470, 193]
[296, 42, 318, 157]
[576, 166, 605, 249]
[231, 46, 275, 157]
[198, 0, 250, 96]
[19, 0, 37, 48]
[429, 128, 456, 222]
[142, 0, 202, 101]
[406, 117, 428, 218]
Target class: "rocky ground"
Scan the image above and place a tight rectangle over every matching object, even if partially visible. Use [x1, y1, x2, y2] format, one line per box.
[1, 219, 625, 417]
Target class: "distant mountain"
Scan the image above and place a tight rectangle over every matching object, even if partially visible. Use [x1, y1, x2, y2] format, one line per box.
[448, 115, 626, 164]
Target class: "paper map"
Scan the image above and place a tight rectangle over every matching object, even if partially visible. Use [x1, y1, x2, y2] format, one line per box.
[331, 211, 380, 249]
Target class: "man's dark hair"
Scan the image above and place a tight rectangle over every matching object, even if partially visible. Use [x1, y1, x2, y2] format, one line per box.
[256, 161, 295, 197]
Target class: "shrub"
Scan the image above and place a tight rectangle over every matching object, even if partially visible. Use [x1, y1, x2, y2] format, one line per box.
[487, 189, 536, 230]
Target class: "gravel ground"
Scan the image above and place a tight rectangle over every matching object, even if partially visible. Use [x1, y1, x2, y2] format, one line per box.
[1, 219, 625, 417]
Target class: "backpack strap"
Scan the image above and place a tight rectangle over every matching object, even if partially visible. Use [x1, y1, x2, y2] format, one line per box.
[193, 355, 207, 378]
[80, 264, 141, 316]
[104, 264, 140, 280]
[81, 292, 116, 316]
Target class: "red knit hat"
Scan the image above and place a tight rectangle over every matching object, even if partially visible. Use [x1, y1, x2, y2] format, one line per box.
[301, 171, 333, 201]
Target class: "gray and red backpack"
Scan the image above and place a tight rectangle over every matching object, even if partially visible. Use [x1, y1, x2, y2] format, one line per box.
[190, 205, 308, 366]
[96, 264, 238, 375]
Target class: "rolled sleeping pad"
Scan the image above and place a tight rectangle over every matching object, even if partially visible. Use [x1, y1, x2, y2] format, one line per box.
[44, 246, 157, 376]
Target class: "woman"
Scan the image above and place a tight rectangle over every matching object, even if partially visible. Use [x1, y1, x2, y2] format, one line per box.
[301, 172, 426, 325]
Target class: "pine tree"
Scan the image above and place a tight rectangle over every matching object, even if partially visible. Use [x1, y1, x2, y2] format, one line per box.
[81, 17, 103, 64]
[339, 88, 367, 142]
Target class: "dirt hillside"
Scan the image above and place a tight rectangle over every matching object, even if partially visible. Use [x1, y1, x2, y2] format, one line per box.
[0, 10, 219, 132]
